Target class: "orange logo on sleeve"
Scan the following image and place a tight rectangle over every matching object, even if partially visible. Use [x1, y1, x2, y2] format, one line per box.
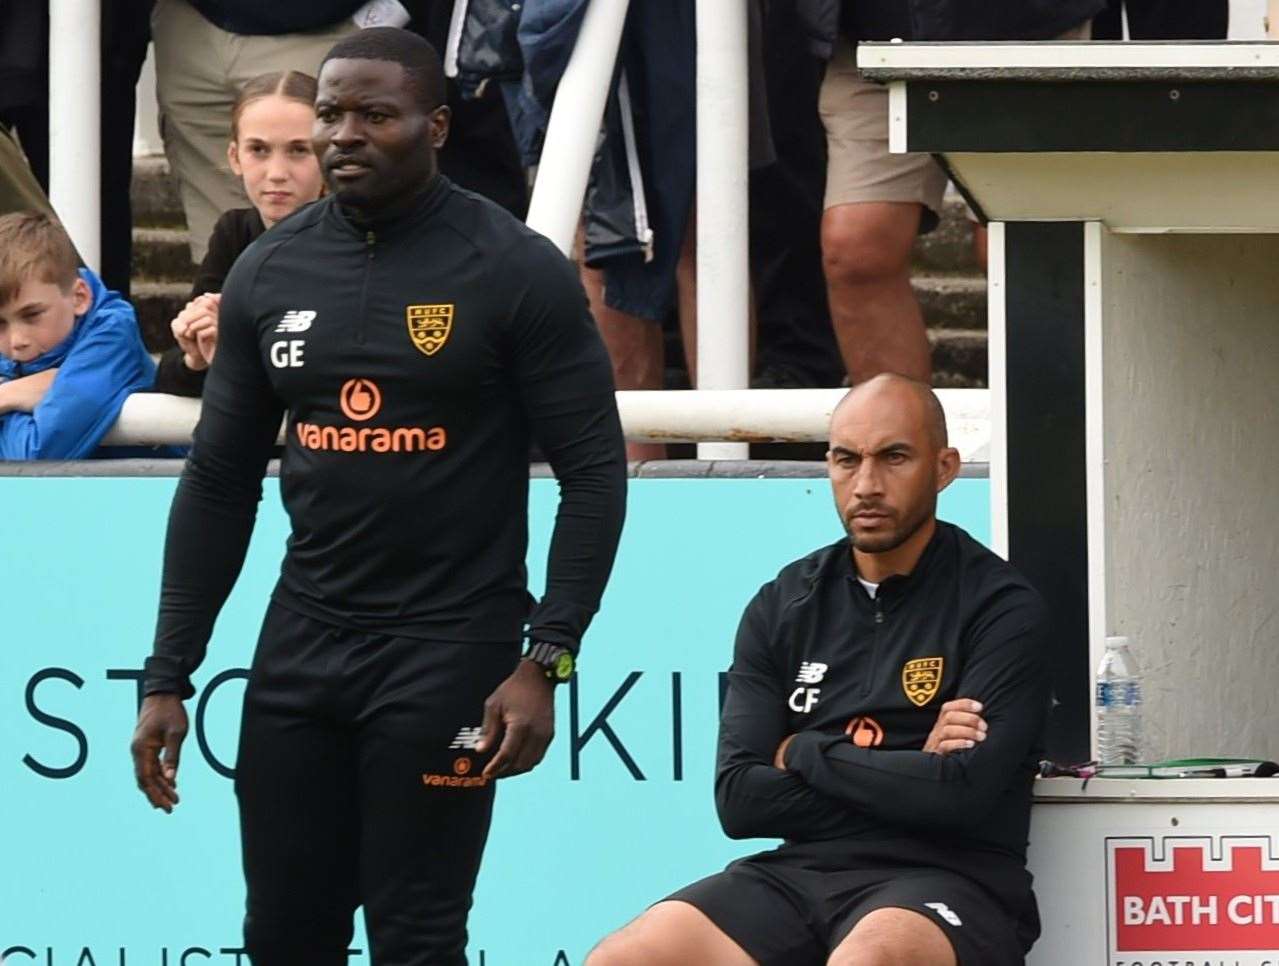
[339, 378, 382, 421]
[845, 715, 885, 748]
[453, 757, 472, 776]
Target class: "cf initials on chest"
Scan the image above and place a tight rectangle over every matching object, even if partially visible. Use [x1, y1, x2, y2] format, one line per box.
[789, 661, 828, 714]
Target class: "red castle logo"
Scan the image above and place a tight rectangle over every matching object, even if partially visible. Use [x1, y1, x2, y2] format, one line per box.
[1109, 836, 1279, 953]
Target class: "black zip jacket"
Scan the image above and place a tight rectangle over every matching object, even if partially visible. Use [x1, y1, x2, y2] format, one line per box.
[187, 1, 365, 35]
[716, 522, 1050, 932]
[797, 0, 1105, 58]
[144, 177, 627, 698]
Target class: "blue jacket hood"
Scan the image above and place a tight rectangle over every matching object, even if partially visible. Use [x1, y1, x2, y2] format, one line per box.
[0, 268, 156, 459]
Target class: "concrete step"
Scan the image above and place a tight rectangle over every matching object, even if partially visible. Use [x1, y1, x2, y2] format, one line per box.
[914, 273, 986, 331]
[132, 227, 195, 281]
[131, 280, 187, 353]
[929, 328, 987, 388]
[132, 282, 988, 386]
[913, 196, 980, 274]
[130, 158, 985, 275]
[131, 155, 185, 228]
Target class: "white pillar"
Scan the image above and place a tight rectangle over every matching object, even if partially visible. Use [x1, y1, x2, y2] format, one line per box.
[525, 0, 631, 255]
[48, 0, 102, 271]
[694, 0, 750, 460]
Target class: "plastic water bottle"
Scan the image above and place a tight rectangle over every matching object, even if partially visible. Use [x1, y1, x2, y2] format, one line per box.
[1096, 635, 1143, 765]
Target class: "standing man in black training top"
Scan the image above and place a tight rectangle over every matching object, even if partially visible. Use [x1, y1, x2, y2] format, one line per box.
[589, 374, 1050, 966]
[129, 27, 627, 966]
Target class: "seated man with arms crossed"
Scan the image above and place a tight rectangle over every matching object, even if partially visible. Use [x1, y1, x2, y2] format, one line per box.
[589, 373, 1051, 966]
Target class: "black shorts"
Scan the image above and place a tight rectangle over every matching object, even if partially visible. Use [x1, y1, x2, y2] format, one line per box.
[667, 846, 1027, 966]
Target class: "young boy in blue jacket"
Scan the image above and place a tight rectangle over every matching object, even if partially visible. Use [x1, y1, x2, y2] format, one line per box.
[0, 210, 156, 459]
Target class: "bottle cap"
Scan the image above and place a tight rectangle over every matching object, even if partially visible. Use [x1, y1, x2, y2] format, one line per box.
[1106, 635, 1132, 649]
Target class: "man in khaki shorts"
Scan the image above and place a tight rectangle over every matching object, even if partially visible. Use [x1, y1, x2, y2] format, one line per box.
[150, 0, 369, 260]
[806, 2, 1101, 384]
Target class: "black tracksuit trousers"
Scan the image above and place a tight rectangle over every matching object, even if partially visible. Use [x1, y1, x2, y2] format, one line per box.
[235, 604, 518, 966]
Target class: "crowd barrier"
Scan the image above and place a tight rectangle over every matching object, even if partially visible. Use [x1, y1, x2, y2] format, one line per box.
[0, 462, 988, 962]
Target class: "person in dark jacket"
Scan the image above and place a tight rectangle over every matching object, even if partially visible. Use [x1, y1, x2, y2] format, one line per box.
[130, 29, 626, 966]
[802, 0, 1102, 386]
[588, 374, 1051, 966]
[150, 0, 362, 262]
[1, 0, 153, 299]
[1093, 0, 1229, 40]
[153, 70, 324, 396]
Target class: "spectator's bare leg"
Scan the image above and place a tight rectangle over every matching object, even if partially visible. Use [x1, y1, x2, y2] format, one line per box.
[822, 200, 931, 385]
[579, 255, 667, 462]
[585, 901, 756, 966]
[676, 211, 698, 384]
[972, 222, 989, 274]
[825, 907, 956, 966]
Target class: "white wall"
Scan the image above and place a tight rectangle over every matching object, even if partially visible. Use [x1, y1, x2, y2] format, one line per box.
[1230, 0, 1268, 37]
[1098, 231, 1279, 762]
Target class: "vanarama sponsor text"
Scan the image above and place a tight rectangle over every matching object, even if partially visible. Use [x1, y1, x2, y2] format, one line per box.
[295, 421, 447, 453]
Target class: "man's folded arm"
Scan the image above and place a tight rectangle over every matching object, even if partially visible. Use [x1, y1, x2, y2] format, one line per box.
[715, 590, 872, 841]
[784, 592, 1050, 833]
[144, 262, 283, 699]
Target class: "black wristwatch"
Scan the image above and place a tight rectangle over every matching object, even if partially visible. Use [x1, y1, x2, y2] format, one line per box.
[523, 640, 576, 684]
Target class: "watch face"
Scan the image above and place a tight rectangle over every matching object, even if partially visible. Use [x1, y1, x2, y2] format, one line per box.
[553, 651, 575, 681]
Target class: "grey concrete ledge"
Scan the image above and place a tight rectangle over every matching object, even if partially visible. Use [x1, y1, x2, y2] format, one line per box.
[2, 459, 990, 479]
[858, 40, 1279, 83]
[863, 66, 1279, 82]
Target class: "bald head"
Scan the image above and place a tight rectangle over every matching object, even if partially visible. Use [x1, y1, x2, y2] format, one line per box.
[831, 374, 948, 451]
[827, 374, 959, 557]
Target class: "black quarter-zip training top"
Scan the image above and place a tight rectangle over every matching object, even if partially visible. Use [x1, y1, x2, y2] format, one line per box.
[715, 522, 1050, 937]
[144, 177, 627, 698]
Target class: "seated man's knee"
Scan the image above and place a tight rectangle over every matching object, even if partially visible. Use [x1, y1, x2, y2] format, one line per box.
[826, 908, 956, 966]
[586, 928, 671, 966]
[586, 901, 749, 966]
[826, 941, 904, 966]
[821, 203, 921, 286]
[584, 933, 640, 966]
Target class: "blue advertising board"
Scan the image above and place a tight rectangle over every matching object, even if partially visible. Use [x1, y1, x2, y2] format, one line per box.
[0, 474, 989, 964]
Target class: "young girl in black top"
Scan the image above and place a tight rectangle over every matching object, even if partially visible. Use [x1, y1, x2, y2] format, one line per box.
[155, 70, 323, 395]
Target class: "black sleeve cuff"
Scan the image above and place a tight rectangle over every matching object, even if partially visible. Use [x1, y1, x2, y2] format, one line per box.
[142, 655, 195, 700]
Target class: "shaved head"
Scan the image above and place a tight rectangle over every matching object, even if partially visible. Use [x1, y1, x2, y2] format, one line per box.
[826, 373, 960, 560]
[832, 374, 949, 452]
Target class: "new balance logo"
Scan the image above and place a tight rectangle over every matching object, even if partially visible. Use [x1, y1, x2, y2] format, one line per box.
[449, 726, 483, 750]
[925, 902, 963, 927]
[795, 662, 828, 684]
[275, 310, 316, 333]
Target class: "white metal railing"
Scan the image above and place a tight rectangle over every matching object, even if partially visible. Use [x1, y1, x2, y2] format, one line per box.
[693, 0, 750, 460]
[101, 389, 992, 463]
[524, 0, 753, 461]
[62, 4, 981, 464]
[524, 0, 630, 253]
[49, 0, 101, 270]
